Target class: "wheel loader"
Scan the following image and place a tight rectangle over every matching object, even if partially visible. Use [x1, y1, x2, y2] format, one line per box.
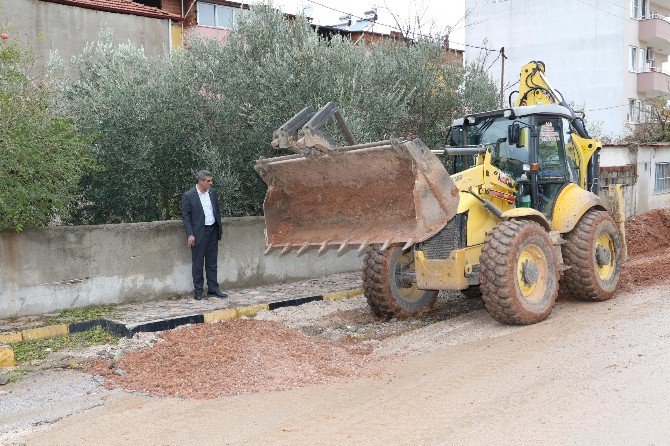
[254, 61, 626, 325]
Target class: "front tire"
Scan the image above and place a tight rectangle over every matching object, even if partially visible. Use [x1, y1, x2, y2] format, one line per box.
[561, 210, 621, 301]
[480, 220, 560, 325]
[362, 245, 438, 318]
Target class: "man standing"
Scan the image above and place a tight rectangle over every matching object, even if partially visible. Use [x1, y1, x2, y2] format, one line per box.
[181, 170, 228, 300]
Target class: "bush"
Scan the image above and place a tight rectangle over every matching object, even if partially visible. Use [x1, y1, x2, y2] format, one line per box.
[0, 34, 94, 232]
[60, 7, 498, 223]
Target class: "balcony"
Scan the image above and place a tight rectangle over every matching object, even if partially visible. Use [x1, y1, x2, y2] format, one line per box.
[637, 67, 670, 97]
[639, 17, 670, 54]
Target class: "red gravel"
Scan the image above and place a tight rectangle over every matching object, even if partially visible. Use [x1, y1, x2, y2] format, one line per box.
[88, 319, 377, 399]
[625, 208, 670, 256]
[620, 208, 670, 291]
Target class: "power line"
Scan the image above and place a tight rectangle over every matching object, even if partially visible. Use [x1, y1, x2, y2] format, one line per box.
[572, 0, 632, 21]
[586, 103, 630, 112]
[306, 0, 498, 52]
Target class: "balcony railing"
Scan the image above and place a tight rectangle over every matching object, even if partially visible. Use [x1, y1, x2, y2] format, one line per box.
[637, 68, 670, 98]
[638, 14, 670, 53]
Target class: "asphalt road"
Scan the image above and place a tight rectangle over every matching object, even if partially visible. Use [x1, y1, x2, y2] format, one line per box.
[17, 283, 670, 446]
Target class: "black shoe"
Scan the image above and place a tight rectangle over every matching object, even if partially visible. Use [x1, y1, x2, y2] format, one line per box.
[207, 289, 228, 298]
[194, 291, 204, 300]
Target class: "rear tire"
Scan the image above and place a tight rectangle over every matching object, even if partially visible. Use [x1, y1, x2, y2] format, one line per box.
[362, 245, 438, 318]
[561, 210, 621, 301]
[480, 220, 559, 325]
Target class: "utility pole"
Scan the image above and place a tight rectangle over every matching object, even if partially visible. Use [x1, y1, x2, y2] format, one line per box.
[500, 47, 506, 108]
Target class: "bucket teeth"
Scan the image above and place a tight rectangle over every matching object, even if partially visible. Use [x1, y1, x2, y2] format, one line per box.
[280, 244, 292, 255]
[264, 244, 274, 254]
[380, 239, 391, 252]
[296, 243, 310, 256]
[337, 240, 350, 254]
[318, 240, 331, 253]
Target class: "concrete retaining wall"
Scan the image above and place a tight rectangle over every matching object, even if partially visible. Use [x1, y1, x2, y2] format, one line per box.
[0, 217, 363, 319]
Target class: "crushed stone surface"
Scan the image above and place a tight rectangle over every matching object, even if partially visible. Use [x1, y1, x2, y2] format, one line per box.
[87, 319, 378, 399]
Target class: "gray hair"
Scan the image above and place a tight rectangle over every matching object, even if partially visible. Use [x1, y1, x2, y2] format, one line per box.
[196, 170, 213, 181]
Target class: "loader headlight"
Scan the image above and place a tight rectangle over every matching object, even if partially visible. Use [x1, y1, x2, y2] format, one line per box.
[503, 109, 515, 118]
[466, 116, 476, 124]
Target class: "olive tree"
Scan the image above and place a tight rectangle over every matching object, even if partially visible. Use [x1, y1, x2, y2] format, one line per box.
[60, 6, 498, 223]
[59, 30, 224, 224]
[0, 34, 93, 232]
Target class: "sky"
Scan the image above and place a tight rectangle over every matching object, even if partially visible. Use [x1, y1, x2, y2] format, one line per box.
[247, 0, 467, 50]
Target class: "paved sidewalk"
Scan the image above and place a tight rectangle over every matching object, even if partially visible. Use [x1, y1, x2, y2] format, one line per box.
[0, 272, 362, 336]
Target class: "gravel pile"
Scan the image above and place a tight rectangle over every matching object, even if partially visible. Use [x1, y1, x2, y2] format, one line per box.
[621, 208, 670, 291]
[625, 208, 670, 256]
[87, 319, 377, 399]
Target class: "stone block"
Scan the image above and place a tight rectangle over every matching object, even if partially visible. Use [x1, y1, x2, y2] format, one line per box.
[0, 345, 15, 368]
[204, 309, 237, 323]
[21, 324, 69, 342]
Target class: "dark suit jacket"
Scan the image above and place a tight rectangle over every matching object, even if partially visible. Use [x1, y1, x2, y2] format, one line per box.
[181, 186, 222, 245]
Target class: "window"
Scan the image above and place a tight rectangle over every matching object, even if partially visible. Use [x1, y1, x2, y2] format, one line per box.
[628, 98, 638, 122]
[631, 0, 639, 19]
[629, 46, 638, 72]
[628, 99, 653, 123]
[562, 118, 580, 183]
[537, 119, 568, 181]
[197, 2, 215, 27]
[216, 6, 236, 28]
[655, 163, 670, 193]
[197, 2, 238, 29]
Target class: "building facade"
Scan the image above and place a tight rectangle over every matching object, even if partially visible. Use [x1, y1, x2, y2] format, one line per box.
[465, 0, 670, 139]
[601, 143, 670, 214]
[0, 0, 179, 64]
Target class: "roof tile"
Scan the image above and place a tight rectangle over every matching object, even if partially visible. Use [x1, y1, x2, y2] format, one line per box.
[43, 0, 181, 20]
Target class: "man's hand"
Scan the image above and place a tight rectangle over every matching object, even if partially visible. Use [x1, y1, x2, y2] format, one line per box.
[187, 235, 195, 247]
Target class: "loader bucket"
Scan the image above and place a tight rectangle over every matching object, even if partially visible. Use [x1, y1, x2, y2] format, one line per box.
[254, 139, 460, 252]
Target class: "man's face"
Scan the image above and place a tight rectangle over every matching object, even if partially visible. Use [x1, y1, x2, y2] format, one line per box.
[198, 176, 213, 192]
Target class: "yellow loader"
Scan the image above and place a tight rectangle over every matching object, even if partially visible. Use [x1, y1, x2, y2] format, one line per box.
[255, 61, 626, 325]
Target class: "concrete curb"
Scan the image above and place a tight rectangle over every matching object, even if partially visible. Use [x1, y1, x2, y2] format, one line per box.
[0, 288, 365, 349]
[0, 344, 14, 368]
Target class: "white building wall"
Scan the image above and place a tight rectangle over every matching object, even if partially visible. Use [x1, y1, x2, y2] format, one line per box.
[640, 146, 670, 209]
[465, 0, 627, 138]
[601, 144, 670, 213]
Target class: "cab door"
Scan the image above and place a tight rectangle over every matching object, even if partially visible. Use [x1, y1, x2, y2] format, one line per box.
[532, 117, 578, 218]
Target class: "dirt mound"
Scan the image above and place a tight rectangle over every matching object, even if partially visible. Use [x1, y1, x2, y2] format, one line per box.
[625, 208, 670, 256]
[87, 319, 376, 399]
[620, 208, 670, 291]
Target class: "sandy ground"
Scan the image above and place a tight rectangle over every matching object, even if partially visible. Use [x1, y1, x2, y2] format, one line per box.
[2, 281, 668, 446]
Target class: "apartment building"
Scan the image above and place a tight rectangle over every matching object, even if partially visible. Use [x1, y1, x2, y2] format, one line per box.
[465, 0, 670, 139]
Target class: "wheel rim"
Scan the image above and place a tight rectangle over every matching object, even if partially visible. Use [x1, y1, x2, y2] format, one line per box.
[595, 232, 616, 281]
[516, 244, 549, 303]
[394, 250, 423, 303]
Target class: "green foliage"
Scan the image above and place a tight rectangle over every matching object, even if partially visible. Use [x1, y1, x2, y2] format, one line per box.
[60, 8, 499, 222]
[60, 30, 222, 223]
[623, 98, 670, 143]
[12, 326, 119, 364]
[46, 304, 117, 324]
[0, 35, 94, 232]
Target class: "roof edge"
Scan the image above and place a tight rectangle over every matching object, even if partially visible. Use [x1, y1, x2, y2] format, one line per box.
[44, 0, 182, 21]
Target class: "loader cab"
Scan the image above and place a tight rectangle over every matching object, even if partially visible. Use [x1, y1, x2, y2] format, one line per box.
[455, 105, 580, 219]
